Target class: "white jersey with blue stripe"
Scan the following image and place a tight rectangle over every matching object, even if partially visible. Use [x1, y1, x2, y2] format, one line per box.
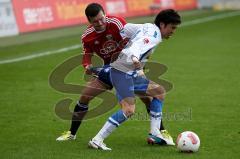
[110, 23, 162, 74]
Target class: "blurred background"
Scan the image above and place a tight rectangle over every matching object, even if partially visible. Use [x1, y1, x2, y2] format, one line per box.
[1, 0, 240, 38]
[0, 1, 240, 159]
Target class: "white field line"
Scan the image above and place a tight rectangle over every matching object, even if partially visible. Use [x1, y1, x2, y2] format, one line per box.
[0, 11, 240, 65]
[0, 44, 81, 64]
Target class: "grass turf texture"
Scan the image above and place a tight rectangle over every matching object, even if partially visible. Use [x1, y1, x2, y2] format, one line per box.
[0, 9, 240, 159]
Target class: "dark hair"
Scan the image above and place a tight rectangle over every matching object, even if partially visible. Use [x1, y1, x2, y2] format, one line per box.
[85, 3, 105, 21]
[154, 9, 181, 28]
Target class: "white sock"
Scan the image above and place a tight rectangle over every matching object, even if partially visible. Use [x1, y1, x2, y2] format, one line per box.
[150, 111, 162, 136]
[94, 121, 117, 141]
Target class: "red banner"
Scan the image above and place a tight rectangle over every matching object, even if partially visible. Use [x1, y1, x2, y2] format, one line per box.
[12, 0, 197, 33]
[12, 0, 104, 33]
[122, 0, 155, 17]
[174, 0, 198, 10]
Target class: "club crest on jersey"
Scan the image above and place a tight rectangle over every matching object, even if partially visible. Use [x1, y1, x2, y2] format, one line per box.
[106, 34, 113, 40]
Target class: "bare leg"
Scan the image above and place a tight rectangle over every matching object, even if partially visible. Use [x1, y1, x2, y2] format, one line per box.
[145, 80, 166, 100]
[79, 77, 111, 104]
[70, 77, 110, 135]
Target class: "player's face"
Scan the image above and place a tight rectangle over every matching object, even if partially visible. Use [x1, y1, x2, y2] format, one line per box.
[89, 11, 106, 32]
[160, 23, 178, 39]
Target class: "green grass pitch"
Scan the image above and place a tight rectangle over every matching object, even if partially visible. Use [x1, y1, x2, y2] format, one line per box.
[0, 9, 240, 159]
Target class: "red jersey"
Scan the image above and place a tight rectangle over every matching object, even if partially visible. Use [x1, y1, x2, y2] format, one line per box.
[81, 16, 127, 68]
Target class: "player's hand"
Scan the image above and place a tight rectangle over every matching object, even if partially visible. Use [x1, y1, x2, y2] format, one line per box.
[132, 56, 141, 69]
[85, 65, 93, 75]
[137, 69, 145, 77]
[85, 65, 103, 75]
[89, 67, 103, 75]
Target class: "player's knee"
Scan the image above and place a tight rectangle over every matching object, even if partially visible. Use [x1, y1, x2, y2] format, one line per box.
[125, 107, 135, 117]
[120, 97, 135, 117]
[154, 86, 166, 101]
[147, 82, 166, 100]
[156, 94, 165, 101]
[122, 104, 135, 117]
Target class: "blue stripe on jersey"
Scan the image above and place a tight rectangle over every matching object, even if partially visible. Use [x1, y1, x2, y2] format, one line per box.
[154, 31, 158, 38]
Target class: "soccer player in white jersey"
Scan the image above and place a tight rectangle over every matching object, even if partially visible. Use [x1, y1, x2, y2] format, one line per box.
[56, 3, 171, 142]
[88, 9, 181, 150]
[56, 3, 128, 141]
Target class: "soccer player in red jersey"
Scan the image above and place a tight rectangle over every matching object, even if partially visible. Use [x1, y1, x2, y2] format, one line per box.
[56, 3, 168, 141]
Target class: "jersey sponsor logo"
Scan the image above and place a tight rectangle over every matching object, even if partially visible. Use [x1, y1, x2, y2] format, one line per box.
[100, 40, 118, 54]
[143, 38, 149, 44]
[99, 34, 128, 55]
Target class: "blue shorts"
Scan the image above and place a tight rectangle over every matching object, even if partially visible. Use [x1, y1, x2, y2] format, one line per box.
[97, 66, 113, 89]
[109, 68, 149, 102]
